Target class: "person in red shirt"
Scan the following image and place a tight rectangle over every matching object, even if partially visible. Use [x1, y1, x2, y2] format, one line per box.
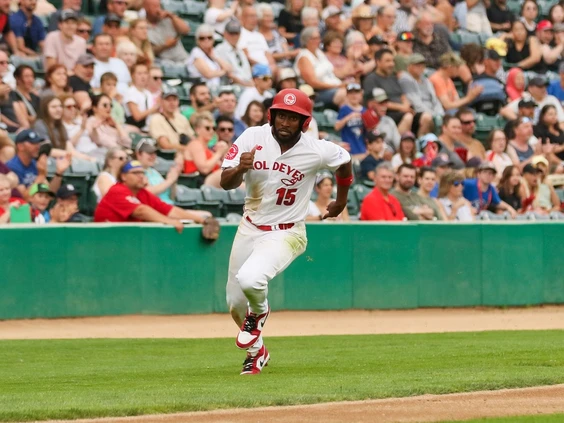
[360, 162, 405, 221]
[0, 173, 26, 223]
[94, 160, 220, 239]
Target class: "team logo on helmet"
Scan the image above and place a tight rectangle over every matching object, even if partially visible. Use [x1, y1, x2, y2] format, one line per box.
[283, 93, 297, 105]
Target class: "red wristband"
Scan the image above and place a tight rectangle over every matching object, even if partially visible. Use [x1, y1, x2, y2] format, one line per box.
[335, 175, 353, 186]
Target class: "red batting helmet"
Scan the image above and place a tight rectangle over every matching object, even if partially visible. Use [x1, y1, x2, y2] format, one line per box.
[268, 88, 313, 132]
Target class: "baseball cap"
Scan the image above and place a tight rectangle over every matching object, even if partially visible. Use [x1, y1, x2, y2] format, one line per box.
[346, 82, 362, 92]
[57, 184, 81, 199]
[321, 5, 342, 20]
[528, 76, 549, 87]
[104, 13, 121, 24]
[279, 68, 297, 81]
[407, 53, 426, 65]
[484, 49, 501, 61]
[161, 84, 179, 98]
[397, 31, 414, 42]
[523, 163, 541, 174]
[419, 133, 439, 150]
[60, 9, 78, 22]
[29, 183, 54, 197]
[532, 155, 549, 168]
[135, 137, 157, 154]
[485, 38, 508, 56]
[478, 161, 497, 173]
[367, 35, 388, 45]
[537, 19, 553, 31]
[366, 129, 385, 143]
[400, 131, 416, 142]
[224, 19, 241, 34]
[518, 93, 537, 108]
[431, 155, 454, 168]
[252, 63, 271, 78]
[15, 129, 45, 144]
[554, 23, 564, 33]
[365, 87, 388, 103]
[121, 160, 144, 173]
[76, 53, 95, 66]
[299, 84, 315, 98]
[466, 156, 482, 169]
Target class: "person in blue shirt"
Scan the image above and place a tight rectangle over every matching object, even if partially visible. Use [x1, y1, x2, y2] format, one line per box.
[92, 0, 127, 36]
[462, 161, 517, 218]
[360, 129, 386, 181]
[10, 0, 46, 56]
[335, 83, 366, 158]
[547, 63, 564, 102]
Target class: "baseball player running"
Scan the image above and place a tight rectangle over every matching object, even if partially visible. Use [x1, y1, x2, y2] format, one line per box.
[220, 88, 353, 375]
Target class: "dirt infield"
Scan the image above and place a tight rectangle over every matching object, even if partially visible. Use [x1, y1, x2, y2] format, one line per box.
[3, 306, 564, 339]
[5, 306, 564, 423]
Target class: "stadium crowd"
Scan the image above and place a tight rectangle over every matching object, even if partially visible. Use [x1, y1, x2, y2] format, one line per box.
[0, 0, 564, 225]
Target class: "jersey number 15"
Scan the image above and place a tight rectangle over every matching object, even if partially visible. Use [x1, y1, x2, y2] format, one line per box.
[276, 188, 297, 206]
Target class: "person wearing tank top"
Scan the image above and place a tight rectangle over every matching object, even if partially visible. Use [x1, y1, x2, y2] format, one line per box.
[507, 117, 540, 168]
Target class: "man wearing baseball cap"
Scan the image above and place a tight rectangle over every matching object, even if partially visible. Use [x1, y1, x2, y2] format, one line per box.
[321, 6, 343, 35]
[235, 64, 273, 119]
[94, 160, 220, 239]
[360, 129, 386, 180]
[536, 20, 561, 70]
[335, 83, 366, 158]
[394, 31, 414, 72]
[69, 53, 95, 110]
[462, 161, 517, 218]
[363, 87, 401, 155]
[50, 183, 91, 223]
[149, 85, 194, 150]
[215, 19, 253, 87]
[44, 9, 87, 72]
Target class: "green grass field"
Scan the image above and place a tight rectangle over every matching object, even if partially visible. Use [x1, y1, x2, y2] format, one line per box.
[445, 414, 564, 422]
[1, 330, 564, 422]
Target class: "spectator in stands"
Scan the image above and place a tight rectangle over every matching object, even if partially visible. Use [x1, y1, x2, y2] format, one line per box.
[241, 100, 266, 128]
[214, 90, 246, 139]
[497, 165, 525, 212]
[86, 94, 131, 149]
[469, 49, 506, 114]
[76, 18, 92, 44]
[295, 27, 346, 108]
[124, 62, 158, 132]
[360, 162, 405, 221]
[399, 53, 443, 136]
[335, 83, 365, 158]
[393, 31, 414, 73]
[438, 171, 474, 221]
[145, 0, 190, 64]
[417, 167, 446, 218]
[438, 115, 467, 169]
[301, 7, 320, 32]
[362, 88, 400, 153]
[456, 109, 486, 160]
[183, 112, 229, 188]
[150, 85, 194, 151]
[548, 62, 564, 102]
[238, 5, 276, 70]
[373, 5, 397, 44]
[68, 54, 94, 112]
[506, 67, 525, 101]
[0, 0, 18, 55]
[277, 0, 303, 44]
[391, 132, 417, 170]
[487, 0, 514, 33]
[0, 69, 17, 133]
[205, 0, 239, 37]
[323, 31, 356, 82]
[550, 4, 564, 25]
[521, 162, 560, 213]
[43, 10, 86, 73]
[42, 64, 70, 99]
[519, 0, 538, 35]
[100, 72, 126, 129]
[215, 19, 253, 87]
[48, 0, 82, 32]
[536, 20, 563, 73]
[277, 68, 298, 90]
[50, 183, 90, 223]
[504, 97, 536, 142]
[258, 3, 297, 69]
[61, 94, 96, 156]
[392, 163, 441, 220]
[345, 31, 375, 80]
[93, 146, 126, 202]
[10, 0, 46, 57]
[412, 13, 451, 70]
[534, 105, 564, 163]
[507, 117, 538, 169]
[147, 66, 163, 103]
[12, 65, 39, 130]
[394, 0, 416, 34]
[464, 0, 492, 35]
[28, 182, 53, 223]
[0, 173, 24, 223]
[7, 129, 68, 197]
[235, 64, 273, 119]
[93, 0, 127, 37]
[504, 20, 542, 72]
[94, 160, 216, 234]
[121, 19, 154, 65]
[135, 137, 180, 205]
[350, 4, 376, 41]
[91, 34, 131, 96]
[413, 132, 440, 168]
[322, 6, 344, 37]
[460, 43, 485, 76]
[181, 82, 214, 121]
[486, 129, 514, 178]
[215, 115, 235, 145]
[187, 24, 232, 88]
[307, 173, 350, 221]
[463, 161, 517, 217]
[116, 41, 138, 70]
[429, 52, 484, 115]
[367, 35, 388, 58]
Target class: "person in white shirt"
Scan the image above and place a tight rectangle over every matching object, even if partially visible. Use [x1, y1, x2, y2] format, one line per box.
[214, 19, 253, 87]
[235, 64, 273, 119]
[220, 88, 352, 375]
[237, 5, 276, 72]
[91, 34, 131, 97]
[204, 0, 239, 39]
[124, 62, 159, 132]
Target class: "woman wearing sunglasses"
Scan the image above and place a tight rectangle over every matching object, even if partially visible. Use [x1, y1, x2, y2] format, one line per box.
[86, 94, 131, 149]
[93, 147, 128, 203]
[61, 94, 98, 156]
[187, 24, 232, 88]
[183, 112, 229, 188]
[437, 171, 474, 221]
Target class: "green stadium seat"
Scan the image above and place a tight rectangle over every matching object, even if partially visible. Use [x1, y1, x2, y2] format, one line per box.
[181, 0, 207, 18]
[346, 188, 360, 217]
[200, 185, 229, 216]
[181, 35, 197, 53]
[154, 157, 174, 176]
[71, 159, 99, 176]
[224, 188, 246, 215]
[129, 132, 155, 150]
[475, 113, 503, 143]
[156, 149, 176, 161]
[177, 172, 202, 188]
[506, 0, 521, 15]
[352, 184, 371, 205]
[458, 31, 481, 46]
[449, 32, 461, 46]
[174, 185, 198, 208]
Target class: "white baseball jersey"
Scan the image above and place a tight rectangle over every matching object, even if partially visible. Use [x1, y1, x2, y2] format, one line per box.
[222, 124, 351, 226]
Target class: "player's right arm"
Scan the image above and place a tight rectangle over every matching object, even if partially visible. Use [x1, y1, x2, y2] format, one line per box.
[220, 146, 256, 190]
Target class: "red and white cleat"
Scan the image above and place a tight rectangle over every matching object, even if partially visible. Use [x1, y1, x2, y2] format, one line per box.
[236, 307, 270, 349]
[240, 345, 270, 375]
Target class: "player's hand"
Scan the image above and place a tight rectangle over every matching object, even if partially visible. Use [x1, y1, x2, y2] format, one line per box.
[238, 146, 256, 173]
[323, 200, 346, 220]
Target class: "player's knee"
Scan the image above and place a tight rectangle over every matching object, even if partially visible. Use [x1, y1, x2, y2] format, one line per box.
[236, 269, 267, 294]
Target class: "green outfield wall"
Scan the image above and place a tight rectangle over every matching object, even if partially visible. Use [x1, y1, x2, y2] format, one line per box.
[1, 222, 563, 319]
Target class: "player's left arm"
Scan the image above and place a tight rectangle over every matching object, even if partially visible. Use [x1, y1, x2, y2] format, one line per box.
[324, 160, 352, 220]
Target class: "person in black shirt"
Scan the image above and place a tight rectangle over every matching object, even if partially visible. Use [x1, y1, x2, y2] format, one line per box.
[497, 165, 524, 212]
[277, 0, 303, 46]
[533, 104, 564, 161]
[487, 0, 514, 33]
[68, 53, 94, 111]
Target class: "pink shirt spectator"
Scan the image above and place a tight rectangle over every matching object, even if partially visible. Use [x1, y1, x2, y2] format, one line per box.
[43, 31, 87, 71]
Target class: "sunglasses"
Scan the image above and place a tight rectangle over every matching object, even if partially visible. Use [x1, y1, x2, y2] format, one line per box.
[78, 29, 91, 34]
[152, 76, 162, 80]
[453, 180, 465, 187]
[203, 125, 214, 131]
[199, 36, 213, 41]
[218, 127, 234, 132]
[65, 104, 77, 109]
[460, 119, 475, 125]
[259, 76, 272, 81]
